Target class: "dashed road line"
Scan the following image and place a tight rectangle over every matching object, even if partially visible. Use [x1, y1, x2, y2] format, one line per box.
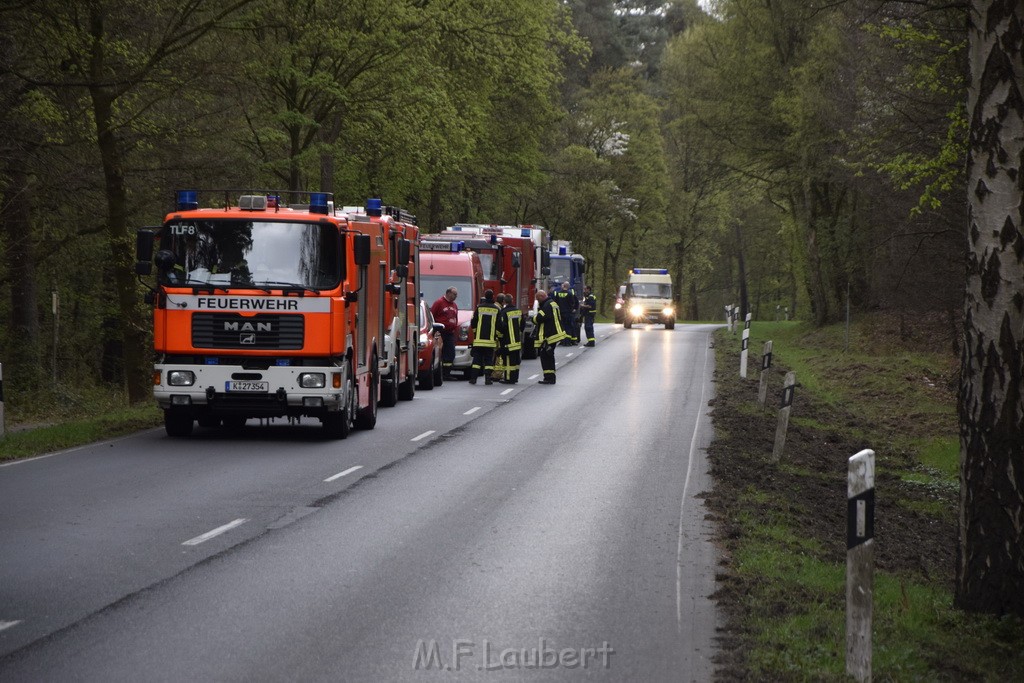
[0, 620, 22, 633]
[324, 465, 363, 483]
[463, 407, 481, 415]
[182, 518, 248, 547]
[411, 430, 435, 442]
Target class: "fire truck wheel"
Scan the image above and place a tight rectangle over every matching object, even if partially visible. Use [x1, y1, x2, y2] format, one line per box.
[380, 358, 399, 408]
[418, 364, 434, 391]
[355, 358, 378, 430]
[164, 410, 194, 438]
[222, 416, 246, 431]
[398, 365, 416, 401]
[323, 364, 355, 439]
[197, 415, 220, 429]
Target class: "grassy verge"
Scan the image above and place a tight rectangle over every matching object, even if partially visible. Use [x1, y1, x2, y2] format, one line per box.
[0, 386, 161, 462]
[708, 315, 1024, 680]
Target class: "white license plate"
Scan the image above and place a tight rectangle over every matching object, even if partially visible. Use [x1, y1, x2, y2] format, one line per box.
[225, 381, 269, 393]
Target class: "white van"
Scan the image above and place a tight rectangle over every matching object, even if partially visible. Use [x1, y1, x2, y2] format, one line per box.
[624, 268, 675, 329]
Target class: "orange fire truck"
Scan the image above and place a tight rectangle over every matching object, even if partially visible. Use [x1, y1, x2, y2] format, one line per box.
[135, 190, 411, 439]
[341, 200, 420, 407]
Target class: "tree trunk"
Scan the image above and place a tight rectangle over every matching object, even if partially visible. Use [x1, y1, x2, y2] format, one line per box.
[88, 10, 148, 402]
[734, 222, 749, 320]
[956, 0, 1024, 616]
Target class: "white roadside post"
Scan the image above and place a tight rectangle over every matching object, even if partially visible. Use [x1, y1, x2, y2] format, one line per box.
[847, 449, 875, 682]
[740, 313, 752, 378]
[758, 340, 773, 408]
[771, 371, 796, 463]
[0, 362, 5, 437]
[725, 304, 734, 333]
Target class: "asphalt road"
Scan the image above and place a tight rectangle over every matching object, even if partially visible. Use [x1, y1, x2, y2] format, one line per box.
[0, 322, 720, 681]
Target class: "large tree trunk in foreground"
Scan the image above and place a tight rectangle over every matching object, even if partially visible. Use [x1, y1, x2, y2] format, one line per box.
[956, 0, 1024, 616]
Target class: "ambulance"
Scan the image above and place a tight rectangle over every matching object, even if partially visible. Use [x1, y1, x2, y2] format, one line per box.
[623, 268, 675, 329]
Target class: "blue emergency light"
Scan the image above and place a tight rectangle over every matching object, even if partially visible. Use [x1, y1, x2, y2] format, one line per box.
[205, 357, 219, 365]
[559, 246, 567, 255]
[310, 192, 329, 214]
[521, 228, 530, 237]
[176, 190, 199, 211]
[276, 359, 291, 366]
[366, 198, 382, 216]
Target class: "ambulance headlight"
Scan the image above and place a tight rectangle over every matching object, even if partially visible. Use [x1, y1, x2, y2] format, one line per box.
[298, 373, 326, 388]
[167, 370, 195, 386]
[614, 302, 622, 310]
[630, 305, 644, 317]
[662, 307, 675, 317]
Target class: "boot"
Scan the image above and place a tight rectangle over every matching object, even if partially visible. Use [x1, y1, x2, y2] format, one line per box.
[468, 367, 478, 384]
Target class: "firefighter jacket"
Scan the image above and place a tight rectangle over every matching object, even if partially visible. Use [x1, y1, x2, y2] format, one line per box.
[534, 298, 567, 347]
[471, 298, 501, 348]
[497, 305, 523, 352]
[580, 293, 597, 320]
[430, 295, 459, 334]
[551, 288, 577, 319]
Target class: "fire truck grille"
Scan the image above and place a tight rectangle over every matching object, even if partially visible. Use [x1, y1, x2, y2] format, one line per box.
[191, 314, 304, 350]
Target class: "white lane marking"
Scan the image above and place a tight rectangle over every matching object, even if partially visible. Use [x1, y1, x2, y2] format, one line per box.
[411, 430, 435, 442]
[324, 465, 363, 483]
[528, 374, 539, 380]
[463, 407, 481, 415]
[566, 352, 574, 357]
[0, 620, 22, 632]
[182, 518, 248, 547]
[500, 388, 514, 396]
[677, 333, 713, 633]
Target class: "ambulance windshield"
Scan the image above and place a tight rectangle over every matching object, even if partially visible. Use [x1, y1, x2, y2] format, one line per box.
[630, 282, 672, 298]
[160, 220, 342, 289]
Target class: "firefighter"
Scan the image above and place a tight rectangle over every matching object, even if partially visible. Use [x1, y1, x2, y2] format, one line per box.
[552, 280, 578, 345]
[469, 289, 500, 385]
[580, 285, 597, 347]
[534, 289, 567, 384]
[491, 293, 508, 382]
[430, 287, 459, 378]
[497, 293, 524, 384]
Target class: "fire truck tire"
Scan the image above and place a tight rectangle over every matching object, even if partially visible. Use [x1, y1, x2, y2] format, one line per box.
[355, 359, 378, 430]
[164, 410, 194, 438]
[323, 362, 356, 439]
[197, 415, 220, 428]
[398, 366, 416, 401]
[222, 416, 246, 430]
[418, 364, 434, 391]
[380, 357, 399, 408]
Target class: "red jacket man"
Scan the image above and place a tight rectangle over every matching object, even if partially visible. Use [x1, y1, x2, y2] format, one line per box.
[430, 287, 459, 375]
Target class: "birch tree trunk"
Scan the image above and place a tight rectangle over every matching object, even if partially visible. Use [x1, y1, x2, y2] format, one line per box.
[957, 0, 1024, 616]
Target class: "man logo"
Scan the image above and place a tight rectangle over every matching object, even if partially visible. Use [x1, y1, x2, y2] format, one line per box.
[224, 321, 272, 332]
[240, 333, 256, 345]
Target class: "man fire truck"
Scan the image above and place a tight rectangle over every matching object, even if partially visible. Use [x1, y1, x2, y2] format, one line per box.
[136, 190, 409, 438]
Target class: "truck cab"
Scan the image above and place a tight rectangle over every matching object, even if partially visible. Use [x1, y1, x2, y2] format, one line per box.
[418, 242, 485, 377]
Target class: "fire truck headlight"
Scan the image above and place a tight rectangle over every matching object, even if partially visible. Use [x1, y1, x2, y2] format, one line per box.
[298, 373, 326, 389]
[629, 304, 644, 318]
[167, 370, 195, 387]
[662, 306, 675, 317]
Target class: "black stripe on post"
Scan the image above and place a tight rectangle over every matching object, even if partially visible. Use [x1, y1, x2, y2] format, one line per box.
[762, 352, 773, 370]
[847, 488, 875, 549]
[780, 384, 794, 408]
[741, 337, 748, 351]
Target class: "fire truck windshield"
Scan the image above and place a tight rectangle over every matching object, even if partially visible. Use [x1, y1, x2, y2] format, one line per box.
[420, 274, 472, 306]
[549, 258, 571, 284]
[160, 220, 342, 289]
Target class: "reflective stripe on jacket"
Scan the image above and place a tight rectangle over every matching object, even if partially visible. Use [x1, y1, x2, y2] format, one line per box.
[534, 299, 567, 347]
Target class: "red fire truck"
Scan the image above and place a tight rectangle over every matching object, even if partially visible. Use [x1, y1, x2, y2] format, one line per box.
[135, 190, 408, 438]
[342, 200, 420, 407]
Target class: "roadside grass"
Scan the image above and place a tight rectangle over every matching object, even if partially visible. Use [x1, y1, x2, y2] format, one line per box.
[710, 315, 1024, 680]
[0, 384, 161, 462]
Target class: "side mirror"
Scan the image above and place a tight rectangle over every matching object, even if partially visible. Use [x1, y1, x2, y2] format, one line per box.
[398, 239, 411, 266]
[541, 251, 550, 269]
[396, 264, 408, 279]
[344, 291, 359, 303]
[511, 252, 521, 268]
[135, 229, 156, 275]
[432, 322, 444, 333]
[354, 234, 371, 266]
